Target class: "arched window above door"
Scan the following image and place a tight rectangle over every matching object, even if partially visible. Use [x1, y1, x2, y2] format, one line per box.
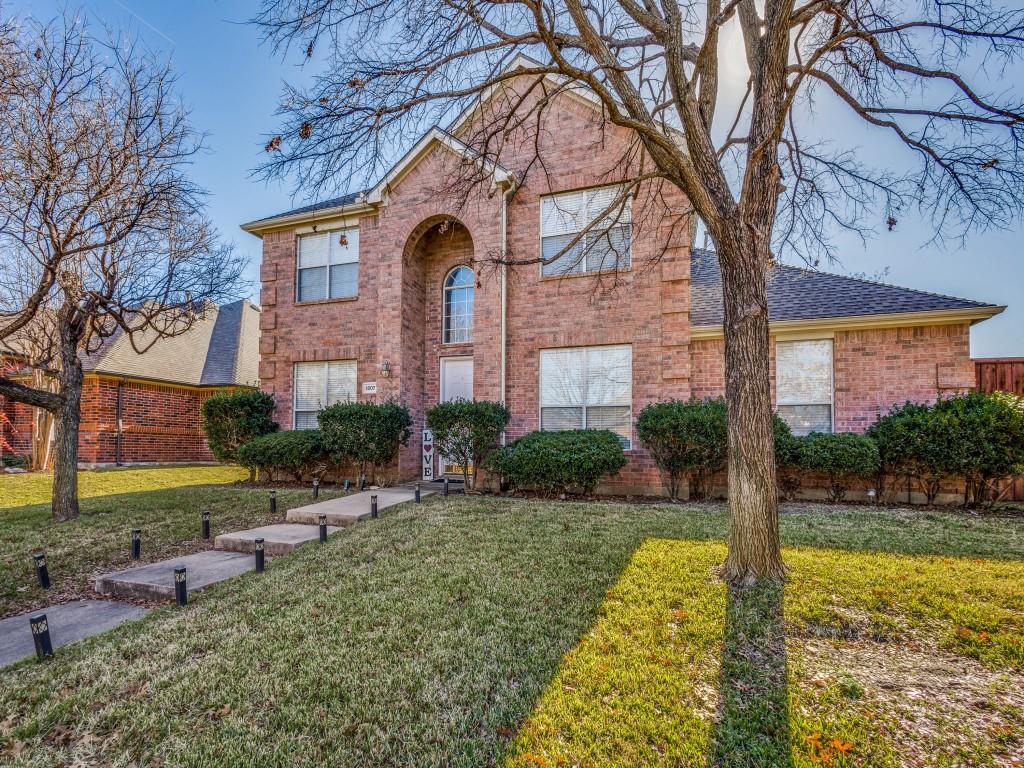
[443, 266, 474, 343]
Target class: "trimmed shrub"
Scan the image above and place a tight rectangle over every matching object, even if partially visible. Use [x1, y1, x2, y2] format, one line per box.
[425, 399, 510, 490]
[774, 418, 805, 501]
[200, 390, 278, 476]
[636, 398, 727, 499]
[318, 401, 412, 486]
[237, 429, 326, 483]
[932, 391, 1024, 505]
[867, 401, 954, 504]
[800, 432, 880, 502]
[484, 429, 627, 496]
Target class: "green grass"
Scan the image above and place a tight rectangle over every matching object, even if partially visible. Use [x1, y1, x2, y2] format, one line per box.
[0, 496, 1021, 767]
[0, 465, 349, 617]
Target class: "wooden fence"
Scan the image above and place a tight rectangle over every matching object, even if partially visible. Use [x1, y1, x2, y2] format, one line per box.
[974, 357, 1024, 502]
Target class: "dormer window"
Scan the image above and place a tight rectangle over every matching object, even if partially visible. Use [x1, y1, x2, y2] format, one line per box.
[297, 227, 359, 302]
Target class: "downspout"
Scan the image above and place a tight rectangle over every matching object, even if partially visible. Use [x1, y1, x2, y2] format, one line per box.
[115, 379, 125, 466]
[500, 182, 514, 444]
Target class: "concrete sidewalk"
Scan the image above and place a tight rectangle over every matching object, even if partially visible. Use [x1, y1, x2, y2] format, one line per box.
[0, 600, 149, 668]
[95, 550, 254, 602]
[286, 486, 432, 526]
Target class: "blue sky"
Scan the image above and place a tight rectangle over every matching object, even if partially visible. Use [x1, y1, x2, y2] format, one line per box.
[13, 0, 1022, 357]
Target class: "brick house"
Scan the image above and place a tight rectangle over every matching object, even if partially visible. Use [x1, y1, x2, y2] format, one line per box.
[242, 58, 1003, 495]
[1, 300, 260, 468]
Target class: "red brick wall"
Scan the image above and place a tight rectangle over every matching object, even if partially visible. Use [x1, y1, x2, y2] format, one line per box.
[1, 395, 33, 457]
[77, 376, 222, 465]
[691, 323, 975, 431]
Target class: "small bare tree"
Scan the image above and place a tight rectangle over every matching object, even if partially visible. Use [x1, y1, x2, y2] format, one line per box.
[0, 12, 245, 521]
[254, 0, 1024, 583]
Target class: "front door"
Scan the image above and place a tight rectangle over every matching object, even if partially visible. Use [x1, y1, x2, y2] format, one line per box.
[439, 357, 473, 475]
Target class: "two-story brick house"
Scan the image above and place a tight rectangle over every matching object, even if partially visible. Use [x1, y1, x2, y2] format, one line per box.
[242, 58, 1003, 495]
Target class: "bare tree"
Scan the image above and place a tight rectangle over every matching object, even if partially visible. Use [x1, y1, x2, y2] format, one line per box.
[0, 12, 245, 521]
[254, 0, 1024, 583]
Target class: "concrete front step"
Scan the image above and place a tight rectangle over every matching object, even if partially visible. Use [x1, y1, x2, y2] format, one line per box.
[214, 523, 341, 555]
[95, 550, 254, 602]
[0, 600, 149, 669]
[286, 487, 430, 526]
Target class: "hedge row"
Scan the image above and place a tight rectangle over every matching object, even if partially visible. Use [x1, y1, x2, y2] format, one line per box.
[485, 429, 627, 496]
[637, 393, 1024, 505]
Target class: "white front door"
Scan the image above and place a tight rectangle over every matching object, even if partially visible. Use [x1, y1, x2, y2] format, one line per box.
[439, 357, 473, 474]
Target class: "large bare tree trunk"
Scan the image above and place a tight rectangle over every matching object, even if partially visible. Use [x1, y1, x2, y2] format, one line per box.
[718, 236, 785, 585]
[51, 328, 82, 522]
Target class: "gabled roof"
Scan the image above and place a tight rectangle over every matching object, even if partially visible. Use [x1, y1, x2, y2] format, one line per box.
[690, 249, 1004, 333]
[81, 300, 261, 387]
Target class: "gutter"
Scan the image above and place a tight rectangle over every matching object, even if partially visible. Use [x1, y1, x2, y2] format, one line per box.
[499, 181, 516, 444]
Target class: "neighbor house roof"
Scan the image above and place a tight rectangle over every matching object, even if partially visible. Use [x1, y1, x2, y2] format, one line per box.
[690, 249, 1004, 336]
[81, 300, 261, 387]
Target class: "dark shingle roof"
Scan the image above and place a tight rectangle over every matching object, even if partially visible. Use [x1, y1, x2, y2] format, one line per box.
[690, 249, 999, 327]
[246, 192, 365, 226]
[81, 300, 261, 387]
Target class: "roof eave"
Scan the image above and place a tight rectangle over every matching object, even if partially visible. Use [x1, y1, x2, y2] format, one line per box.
[240, 200, 378, 237]
[690, 305, 1006, 341]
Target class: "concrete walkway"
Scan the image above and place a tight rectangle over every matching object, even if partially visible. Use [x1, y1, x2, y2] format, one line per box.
[286, 486, 432, 526]
[95, 550, 253, 602]
[0, 600, 148, 668]
[215, 522, 342, 555]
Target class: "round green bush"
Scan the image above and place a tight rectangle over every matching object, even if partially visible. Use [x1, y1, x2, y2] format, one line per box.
[799, 432, 880, 502]
[867, 401, 954, 504]
[200, 390, 278, 475]
[636, 398, 727, 499]
[318, 401, 412, 485]
[426, 399, 510, 490]
[484, 429, 627, 496]
[237, 429, 326, 483]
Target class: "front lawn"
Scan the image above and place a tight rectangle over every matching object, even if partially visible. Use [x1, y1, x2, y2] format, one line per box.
[0, 465, 345, 617]
[1, 497, 1021, 766]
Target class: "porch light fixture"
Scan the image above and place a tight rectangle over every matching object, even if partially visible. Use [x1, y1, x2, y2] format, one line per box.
[380, 360, 391, 378]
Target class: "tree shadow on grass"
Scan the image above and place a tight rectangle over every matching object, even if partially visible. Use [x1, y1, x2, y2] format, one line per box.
[708, 579, 793, 768]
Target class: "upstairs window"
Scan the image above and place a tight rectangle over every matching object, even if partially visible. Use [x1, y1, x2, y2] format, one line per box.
[297, 227, 359, 302]
[541, 185, 632, 277]
[776, 339, 834, 435]
[540, 344, 632, 447]
[293, 360, 357, 429]
[443, 266, 474, 343]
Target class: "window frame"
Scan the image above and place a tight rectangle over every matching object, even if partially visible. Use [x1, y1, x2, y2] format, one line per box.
[442, 265, 474, 344]
[538, 344, 633, 449]
[774, 337, 835, 435]
[292, 359, 358, 429]
[538, 184, 633, 279]
[295, 226, 360, 304]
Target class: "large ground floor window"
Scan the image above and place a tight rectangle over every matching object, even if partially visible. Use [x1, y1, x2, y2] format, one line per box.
[540, 344, 632, 447]
[293, 360, 357, 429]
[776, 338, 834, 435]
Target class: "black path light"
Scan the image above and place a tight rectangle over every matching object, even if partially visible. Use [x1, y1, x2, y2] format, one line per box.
[255, 538, 265, 573]
[443, 477, 449, 497]
[174, 567, 187, 607]
[131, 529, 142, 560]
[371, 495, 378, 520]
[414, 483, 421, 503]
[269, 490, 277, 516]
[201, 510, 211, 540]
[319, 514, 327, 543]
[33, 552, 50, 589]
[312, 478, 320, 499]
[29, 614, 53, 659]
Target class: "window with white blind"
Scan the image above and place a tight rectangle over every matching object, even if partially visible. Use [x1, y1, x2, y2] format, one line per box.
[296, 227, 359, 302]
[776, 339, 834, 435]
[540, 345, 632, 447]
[293, 360, 357, 429]
[540, 185, 632, 277]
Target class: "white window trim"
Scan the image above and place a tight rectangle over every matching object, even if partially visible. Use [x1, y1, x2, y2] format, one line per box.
[538, 184, 633, 279]
[442, 265, 474, 344]
[292, 360, 357, 429]
[774, 337, 835, 434]
[295, 226, 360, 303]
[538, 344, 633, 449]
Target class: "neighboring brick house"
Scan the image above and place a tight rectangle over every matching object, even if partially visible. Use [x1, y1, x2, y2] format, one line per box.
[1, 300, 260, 468]
[241, 57, 1003, 495]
